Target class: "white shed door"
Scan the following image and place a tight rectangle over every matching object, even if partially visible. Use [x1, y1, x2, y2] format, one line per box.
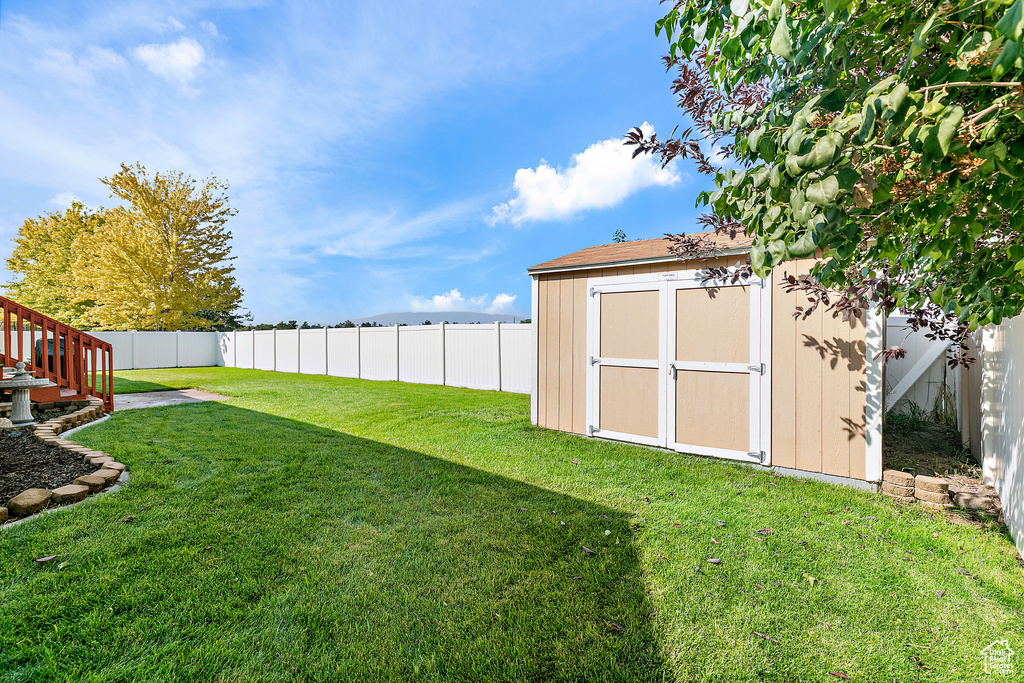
[586, 281, 666, 447]
[586, 272, 770, 464]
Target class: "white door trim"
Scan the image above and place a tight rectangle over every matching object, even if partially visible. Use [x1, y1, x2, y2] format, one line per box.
[664, 272, 770, 464]
[586, 276, 666, 445]
[585, 270, 771, 461]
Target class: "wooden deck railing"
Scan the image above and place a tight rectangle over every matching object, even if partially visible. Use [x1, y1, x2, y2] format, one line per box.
[1, 296, 114, 411]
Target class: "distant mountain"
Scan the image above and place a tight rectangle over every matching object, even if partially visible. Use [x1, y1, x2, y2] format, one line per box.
[350, 311, 526, 326]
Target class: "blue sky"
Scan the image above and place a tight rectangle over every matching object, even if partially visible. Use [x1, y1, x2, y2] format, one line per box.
[0, 0, 712, 324]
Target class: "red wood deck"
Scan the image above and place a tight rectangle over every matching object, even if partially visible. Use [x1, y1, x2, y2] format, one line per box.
[1, 296, 114, 411]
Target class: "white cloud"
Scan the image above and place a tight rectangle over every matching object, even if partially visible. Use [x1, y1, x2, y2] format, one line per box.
[410, 289, 518, 314]
[487, 293, 517, 314]
[34, 46, 126, 86]
[199, 21, 219, 37]
[491, 122, 680, 225]
[48, 191, 79, 208]
[318, 200, 481, 259]
[133, 37, 205, 84]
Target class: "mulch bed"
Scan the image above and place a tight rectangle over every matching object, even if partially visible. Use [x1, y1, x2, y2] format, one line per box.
[1, 422, 94, 507]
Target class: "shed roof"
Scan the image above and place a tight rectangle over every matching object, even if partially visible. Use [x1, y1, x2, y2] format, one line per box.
[528, 231, 752, 273]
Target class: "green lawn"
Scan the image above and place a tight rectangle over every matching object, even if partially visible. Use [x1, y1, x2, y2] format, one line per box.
[2, 368, 1021, 682]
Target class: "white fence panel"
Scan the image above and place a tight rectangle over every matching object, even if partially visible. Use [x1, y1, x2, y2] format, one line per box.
[327, 328, 359, 377]
[972, 314, 1024, 554]
[89, 332, 134, 370]
[226, 331, 249, 369]
[299, 329, 328, 375]
[132, 332, 178, 369]
[885, 317, 952, 416]
[360, 327, 398, 381]
[398, 325, 444, 385]
[275, 330, 299, 374]
[218, 333, 236, 368]
[499, 323, 534, 394]
[177, 332, 220, 367]
[78, 324, 535, 396]
[253, 331, 276, 371]
[238, 331, 255, 369]
[445, 324, 500, 391]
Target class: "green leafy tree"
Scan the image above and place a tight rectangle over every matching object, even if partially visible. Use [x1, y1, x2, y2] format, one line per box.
[74, 163, 244, 331]
[4, 201, 102, 325]
[631, 0, 1024, 358]
[192, 308, 253, 331]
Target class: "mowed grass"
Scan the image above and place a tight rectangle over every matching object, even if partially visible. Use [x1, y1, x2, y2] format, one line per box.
[1, 369, 1021, 682]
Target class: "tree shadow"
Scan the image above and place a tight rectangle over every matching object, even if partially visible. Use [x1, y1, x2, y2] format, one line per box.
[107, 376, 179, 394]
[801, 334, 866, 372]
[3, 403, 666, 682]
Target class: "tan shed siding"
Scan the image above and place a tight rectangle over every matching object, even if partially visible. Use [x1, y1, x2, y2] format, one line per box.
[538, 276, 547, 427]
[771, 267, 797, 470]
[771, 258, 868, 478]
[572, 277, 588, 435]
[558, 276, 575, 431]
[543, 276, 558, 429]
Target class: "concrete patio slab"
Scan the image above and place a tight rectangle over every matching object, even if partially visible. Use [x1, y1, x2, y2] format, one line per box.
[114, 389, 230, 411]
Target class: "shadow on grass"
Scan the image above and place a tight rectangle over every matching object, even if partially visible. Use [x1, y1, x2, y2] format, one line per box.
[0, 402, 665, 682]
[109, 376, 179, 395]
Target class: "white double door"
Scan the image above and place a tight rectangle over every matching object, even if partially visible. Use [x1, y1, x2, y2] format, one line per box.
[585, 271, 771, 464]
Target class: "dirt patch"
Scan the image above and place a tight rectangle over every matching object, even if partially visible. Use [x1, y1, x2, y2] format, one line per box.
[883, 419, 978, 478]
[0, 430, 93, 506]
[884, 417, 1010, 536]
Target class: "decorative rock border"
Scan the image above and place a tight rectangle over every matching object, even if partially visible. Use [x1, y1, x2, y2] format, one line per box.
[881, 469, 1001, 514]
[0, 396, 127, 524]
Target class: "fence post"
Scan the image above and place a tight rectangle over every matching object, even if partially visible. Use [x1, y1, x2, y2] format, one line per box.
[296, 326, 301, 374]
[233, 330, 237, 368]
[273, 328, 277, 372]
[395, 325, 401, 381]
[440, 322, 446, 387]
[324, 326, 329, 375]
[495, 321, 502, 392]
[131, 330, 137, 370]
[356, 325, 361, 379]
[252, 330, 256, 369]
[176, 330, 181, 368]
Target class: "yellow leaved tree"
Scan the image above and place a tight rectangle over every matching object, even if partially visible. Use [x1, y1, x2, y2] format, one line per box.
[4, 201, 102, 326]
[73, 163, 244, 331]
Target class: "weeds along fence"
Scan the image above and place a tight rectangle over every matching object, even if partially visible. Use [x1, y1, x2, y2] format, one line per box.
[89, 324, 535, 394]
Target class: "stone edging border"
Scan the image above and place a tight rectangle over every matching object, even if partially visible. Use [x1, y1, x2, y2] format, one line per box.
[880, 468, 1003, 516]
[1, 397, 128, 525]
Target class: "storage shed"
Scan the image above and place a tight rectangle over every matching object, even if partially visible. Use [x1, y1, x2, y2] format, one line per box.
[528, 233, 885, 485]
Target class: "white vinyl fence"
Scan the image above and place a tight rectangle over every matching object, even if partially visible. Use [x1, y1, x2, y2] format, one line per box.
[90, 331, 223, 370]
[884, 316, 958, 419]
[969, 315, 1024, 555]
[90, 324, 535, 394]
